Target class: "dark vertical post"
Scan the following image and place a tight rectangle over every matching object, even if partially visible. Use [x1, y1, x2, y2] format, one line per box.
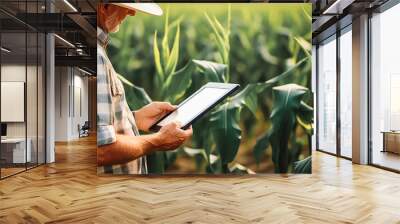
[367, 11, 372, 165]
[316, 44, 320, 151]
[44, 0, 47, 164]
[0, 11, 2, 179]
[36, 0, 39, 167]
[25, 0, 28, 171]
[336, 26, 341, 157]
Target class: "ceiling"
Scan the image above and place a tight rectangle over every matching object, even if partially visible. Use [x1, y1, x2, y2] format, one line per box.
[1, 0, 395, 72]
[0, 0, 96, 74]
[312, 0, 390, 43]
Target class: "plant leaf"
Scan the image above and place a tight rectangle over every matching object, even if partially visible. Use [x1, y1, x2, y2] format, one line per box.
[265, 56, 310, 85]
[165, 24, 180, 75]
[146, 152, 165, 174]
[118, 74, 152, 110]
[163, 61, 194, 103]
[253, 130, 271, 165]
[230, 83, 266, 116]
[209, 103, 242, 165]
[117, 74, 134, 87]
[153, 31, 164, 80]
[294, 156, 311, 174]
[294, 36, 311, 57]
[229, 163, 256, 174]
[205, 13, 227, 65]
[183, 147, 207, 160]
[124, 85, 152, 111]
[162, 7, 170, 67]
[229, 57, 309, 117]
[268, 84, 309, 173]
[297, 101, 314, 135]
[164, 150, 178, 170]
[193, 59, 226, 83]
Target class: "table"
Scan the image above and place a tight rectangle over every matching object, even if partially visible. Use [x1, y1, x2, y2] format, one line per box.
[381, 131, 400, 154]
[1, 138, 31, 164]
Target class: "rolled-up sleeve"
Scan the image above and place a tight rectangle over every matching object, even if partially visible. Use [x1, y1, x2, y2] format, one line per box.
[97, 52, 116, 146]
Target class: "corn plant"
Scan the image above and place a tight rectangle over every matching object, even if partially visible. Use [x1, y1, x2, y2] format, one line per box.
[112, 4, 313, 174]
[252, 7, 313, 173]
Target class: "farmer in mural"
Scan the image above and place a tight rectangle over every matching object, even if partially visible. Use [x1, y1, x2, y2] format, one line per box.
[97, 3, 192, 174]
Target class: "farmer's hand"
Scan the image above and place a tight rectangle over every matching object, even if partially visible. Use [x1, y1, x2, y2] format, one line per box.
[134, 102, 176, 132]
[151, 122, 192, 151]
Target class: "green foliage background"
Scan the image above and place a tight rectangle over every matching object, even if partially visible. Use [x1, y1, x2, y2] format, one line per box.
[107, 3, 313, 174]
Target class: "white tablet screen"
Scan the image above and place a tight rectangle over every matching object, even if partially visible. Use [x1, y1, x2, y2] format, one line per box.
[158, 87, 230, 127]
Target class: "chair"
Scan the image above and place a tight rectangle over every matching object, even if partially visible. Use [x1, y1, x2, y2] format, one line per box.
[78, 121, 90, 138]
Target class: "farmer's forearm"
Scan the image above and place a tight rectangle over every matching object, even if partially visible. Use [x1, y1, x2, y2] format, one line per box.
[97, 134, 159, 166]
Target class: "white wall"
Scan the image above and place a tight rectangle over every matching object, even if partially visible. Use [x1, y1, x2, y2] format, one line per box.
[1, 65, 30, 138]
[1, 64, 46, 164]
[54, 67, 89, 141]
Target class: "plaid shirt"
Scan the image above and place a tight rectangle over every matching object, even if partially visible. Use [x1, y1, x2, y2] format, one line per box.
[97, 27, 147, 174]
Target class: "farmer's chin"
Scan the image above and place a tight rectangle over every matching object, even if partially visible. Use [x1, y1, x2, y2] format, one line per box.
[110, 25, 120, 33]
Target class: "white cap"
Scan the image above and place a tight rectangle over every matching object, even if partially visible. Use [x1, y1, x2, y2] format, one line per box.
[111, 3, 163, 16]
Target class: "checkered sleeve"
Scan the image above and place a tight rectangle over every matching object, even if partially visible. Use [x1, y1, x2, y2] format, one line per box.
[97, 52, 116, 146]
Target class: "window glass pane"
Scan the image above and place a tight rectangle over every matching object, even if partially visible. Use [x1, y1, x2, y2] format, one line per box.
[371, 4, 400, 171]
[0, 0, 46, 178]
[340, 29, 352, 158]
[317, 36, 337, 154]
[1, 18, 27, 177]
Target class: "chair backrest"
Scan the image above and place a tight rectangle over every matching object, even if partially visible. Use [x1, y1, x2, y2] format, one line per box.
[82, 121, 90, 129]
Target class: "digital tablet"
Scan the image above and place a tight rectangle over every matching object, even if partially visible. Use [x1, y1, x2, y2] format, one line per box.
[149, 82, 240, 132]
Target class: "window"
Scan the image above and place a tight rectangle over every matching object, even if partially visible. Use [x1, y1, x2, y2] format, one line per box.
[0, 0, 46, 179]
[370, 3, 400, 171]
[339, 28, 352, 158]
[317, 36, 337, 154]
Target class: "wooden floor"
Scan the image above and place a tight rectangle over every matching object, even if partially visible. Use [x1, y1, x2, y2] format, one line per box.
[1, 136, 400, 223]
[372, 150, 400, 171]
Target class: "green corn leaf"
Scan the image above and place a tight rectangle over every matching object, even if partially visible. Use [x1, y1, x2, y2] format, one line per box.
[183, 147, 207, 160]
[253, 130, 271, 165]
[230, 83, 266, 116]
[296, 101, 314, 135]
[183, 147, 208, 171]
[265, 56, 310, 85]
[205, 13, 226, 61]
[294, 36, 311, 57]
[164, 150, 178, 170]
[213, 16, 229, 46]
[193, 60, 226, 83]
[118, 78, 152, 111]
[229, 57, 309, 116]
[126, 85, 152, 110]
[162, 7, 170, 69]
[206, 154, 222, 174]
[153, 31, 164, 80]
[165, 24, 180, 76]
[229, 163, 255, 174]
[227, 4, 231, 36]
[168, 16, 184, 31]
[269, 84, 309, 173]
[117, 74, 134, 87]
[294, 156, 312, 174]
[163, 61, 194, 104]
[209, 103, 242, 165]
[146, 152, 165, 174]
[302, 6, 312, 22]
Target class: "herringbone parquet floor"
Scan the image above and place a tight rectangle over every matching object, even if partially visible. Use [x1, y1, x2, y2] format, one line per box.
[1, 135, 400, 224]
